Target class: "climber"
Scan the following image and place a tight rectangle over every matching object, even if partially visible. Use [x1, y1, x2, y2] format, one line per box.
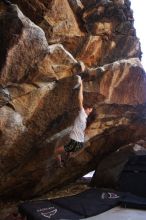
[55, 75, 96, 167]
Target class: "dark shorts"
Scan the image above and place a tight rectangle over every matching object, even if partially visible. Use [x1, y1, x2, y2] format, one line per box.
[64, 139, 84, 152]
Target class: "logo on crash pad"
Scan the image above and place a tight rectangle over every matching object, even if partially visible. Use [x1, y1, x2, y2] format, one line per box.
[37, 207, 57, 218]
[101, 192, 120, 199]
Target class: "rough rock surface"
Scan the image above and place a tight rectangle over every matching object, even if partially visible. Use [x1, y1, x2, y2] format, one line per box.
[91, 139, 146, 190]
[0, 0, 146, 209]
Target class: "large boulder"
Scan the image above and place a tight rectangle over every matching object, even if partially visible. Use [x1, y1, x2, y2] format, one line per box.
[91, 141, 146, 190]
[0, 0, 146, 201]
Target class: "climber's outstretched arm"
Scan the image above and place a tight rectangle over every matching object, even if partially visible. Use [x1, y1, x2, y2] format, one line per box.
[78, 77, 83, 109]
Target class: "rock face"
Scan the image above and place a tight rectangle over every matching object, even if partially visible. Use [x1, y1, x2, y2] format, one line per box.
[0, 0, 146, 199]
[91, 141, 146, 190]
